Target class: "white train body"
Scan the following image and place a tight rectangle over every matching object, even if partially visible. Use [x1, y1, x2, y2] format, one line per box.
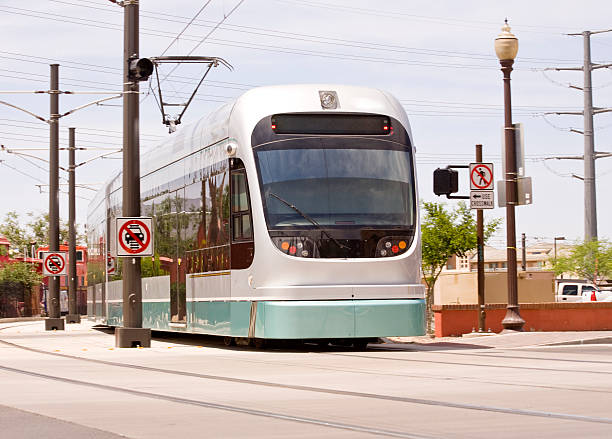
[87, 84, 425, 340]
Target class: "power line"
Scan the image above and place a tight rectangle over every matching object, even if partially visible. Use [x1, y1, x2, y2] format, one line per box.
[0, 6, 588, 71]
[145, 0, 245, 105]
[0, 118, 163, 140]
[272, 0, 572, 34]
[159, 1, 214, 56]
[0, 159, 46, 183]
[0, 51, 254, 89]
[53, 0, 585, 64]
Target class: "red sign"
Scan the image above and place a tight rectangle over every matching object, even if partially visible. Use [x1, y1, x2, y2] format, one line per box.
[116, 218, 153, 257]
[43, 252, 66, 276]
[107, 252, 116, 274]
[470, 163, 494, 190]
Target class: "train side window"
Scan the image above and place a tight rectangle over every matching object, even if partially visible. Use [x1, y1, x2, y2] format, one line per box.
[231, 169, 253, 241]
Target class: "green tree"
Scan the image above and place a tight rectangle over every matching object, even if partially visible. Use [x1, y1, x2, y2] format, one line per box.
[421, 201, 501, 334]
[0, 211, 84, 250]
[27, 212, 78, 245]
[551, 239, 612, 285]
[0, 211, 30, 249]
[0, 262, 43, 289]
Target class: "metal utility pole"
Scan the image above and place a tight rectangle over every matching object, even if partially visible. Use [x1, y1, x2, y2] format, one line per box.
[545, 29, 612, 242]
[582, 32, 596, 241]
[45, 64, 64, 331]
[65, 127, 80, 324]
[521, 233, 526, 271]
[115, 0, 151, 348]
[475, 144, 486, 333]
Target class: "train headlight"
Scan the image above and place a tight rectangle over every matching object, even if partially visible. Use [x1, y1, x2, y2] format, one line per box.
[272, 237, 315, 258]
[376, 237, 411, 258]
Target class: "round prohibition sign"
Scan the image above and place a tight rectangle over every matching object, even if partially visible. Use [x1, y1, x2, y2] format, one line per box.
[471, 164, 493, 190]
[118, 219, 151, 255]
[45, 253, 65, 274]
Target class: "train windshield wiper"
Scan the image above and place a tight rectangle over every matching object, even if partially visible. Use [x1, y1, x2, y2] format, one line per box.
[268, 192, 350, 251]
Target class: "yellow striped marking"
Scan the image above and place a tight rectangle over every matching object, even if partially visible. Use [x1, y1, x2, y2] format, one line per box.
[189, 271, 230, 278]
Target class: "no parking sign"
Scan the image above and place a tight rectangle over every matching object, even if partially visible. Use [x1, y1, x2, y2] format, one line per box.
[116, 217, 154, 257]
[42, 252, 67, 276]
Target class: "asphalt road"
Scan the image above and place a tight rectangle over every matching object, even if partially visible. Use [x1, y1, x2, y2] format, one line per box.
[0, 321, 611, 438]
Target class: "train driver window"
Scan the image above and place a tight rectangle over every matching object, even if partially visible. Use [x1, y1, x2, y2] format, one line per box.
[231, 165, 252, 241]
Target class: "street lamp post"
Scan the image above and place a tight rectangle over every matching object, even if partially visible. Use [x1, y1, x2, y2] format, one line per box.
[495, 20, 525, 332]
[553, 236, 566, 283]
[554, 236, 566, 263]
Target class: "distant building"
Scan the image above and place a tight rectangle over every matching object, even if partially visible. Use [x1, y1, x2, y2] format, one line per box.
[443, 242, 573, 273]
[0, 235, 10, 264]
[434, 242, 575, 305]
[0, 235, 43, 317]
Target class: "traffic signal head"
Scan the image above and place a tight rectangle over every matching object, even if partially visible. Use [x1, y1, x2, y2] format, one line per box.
[433, 167, 459, 196]
[128, 57, 154, 81]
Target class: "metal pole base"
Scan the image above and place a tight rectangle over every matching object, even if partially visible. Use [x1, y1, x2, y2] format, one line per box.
[501, 306, 525, 332]
[45, 318, 65, 331]
[115, 327, 151, 348]
[65, 314, 81, 324]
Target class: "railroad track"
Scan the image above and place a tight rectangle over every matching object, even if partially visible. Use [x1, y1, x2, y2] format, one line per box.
[1, 323, 612, 429]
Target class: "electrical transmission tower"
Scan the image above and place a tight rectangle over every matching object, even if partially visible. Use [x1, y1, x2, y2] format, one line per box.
[545, 29, 612, 241]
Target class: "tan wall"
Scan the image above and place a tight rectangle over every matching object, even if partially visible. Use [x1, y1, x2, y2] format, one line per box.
[434, 271, 555, 305]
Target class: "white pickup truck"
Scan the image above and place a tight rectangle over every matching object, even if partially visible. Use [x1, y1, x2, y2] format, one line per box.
[556, 282, 612, 302]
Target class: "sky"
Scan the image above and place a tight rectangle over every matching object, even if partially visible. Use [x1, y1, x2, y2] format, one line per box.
[1, 0, 611, 249]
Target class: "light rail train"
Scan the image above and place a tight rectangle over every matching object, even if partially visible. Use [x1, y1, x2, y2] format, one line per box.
[87, 84, 425, 347]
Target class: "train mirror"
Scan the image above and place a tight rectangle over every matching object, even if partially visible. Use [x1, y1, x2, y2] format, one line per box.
[433, 167, 459, 196]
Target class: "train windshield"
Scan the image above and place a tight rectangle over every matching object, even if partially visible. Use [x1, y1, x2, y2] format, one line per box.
[254, 137, 415, 230]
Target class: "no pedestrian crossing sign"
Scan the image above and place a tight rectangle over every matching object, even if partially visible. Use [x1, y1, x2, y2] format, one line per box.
[42, 252, 68, 276]
[470, 163, 494, 191]
[116, 217, 154, 257]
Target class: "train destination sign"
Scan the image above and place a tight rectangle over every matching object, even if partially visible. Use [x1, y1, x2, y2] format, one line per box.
[470, 191, 495, 209]
[116, 217, 153, 257]
[469, 163, 494, 191]
[42, 252, 67, 276]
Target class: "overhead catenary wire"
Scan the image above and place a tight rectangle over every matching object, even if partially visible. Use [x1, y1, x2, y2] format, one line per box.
[52, 0, 587, 64]
[159, 1, 215, 56]
[0, 6, 596, 72]
[271, 0, 575, 35]
[0, 159, 46, 184]
[146, 0, 246, 106]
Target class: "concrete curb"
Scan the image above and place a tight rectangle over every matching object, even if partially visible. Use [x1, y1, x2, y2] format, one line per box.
[544, 337, 612, 346]
[0, 317, 45, 324]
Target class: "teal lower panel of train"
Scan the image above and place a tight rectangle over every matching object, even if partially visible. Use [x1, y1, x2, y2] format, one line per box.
[102, 299, 425, 339]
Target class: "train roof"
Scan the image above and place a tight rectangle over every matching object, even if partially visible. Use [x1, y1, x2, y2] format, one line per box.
[88, 84, 411, 216]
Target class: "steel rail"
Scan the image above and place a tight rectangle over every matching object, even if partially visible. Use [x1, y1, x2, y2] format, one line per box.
[0, 365, 428, 439]
[0, 329, 611, 426]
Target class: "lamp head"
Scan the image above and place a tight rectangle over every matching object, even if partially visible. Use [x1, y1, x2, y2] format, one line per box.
[494, 19, 518, 61]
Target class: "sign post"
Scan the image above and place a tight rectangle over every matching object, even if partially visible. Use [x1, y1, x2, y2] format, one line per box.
[42, 251, 67, 331]
[473, 147, 489, 332]
[115, 216, 153, 348]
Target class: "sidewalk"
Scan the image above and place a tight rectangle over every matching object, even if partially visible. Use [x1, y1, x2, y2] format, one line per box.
[387, 330, 612, 349]
[2, 318, 612, 351]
